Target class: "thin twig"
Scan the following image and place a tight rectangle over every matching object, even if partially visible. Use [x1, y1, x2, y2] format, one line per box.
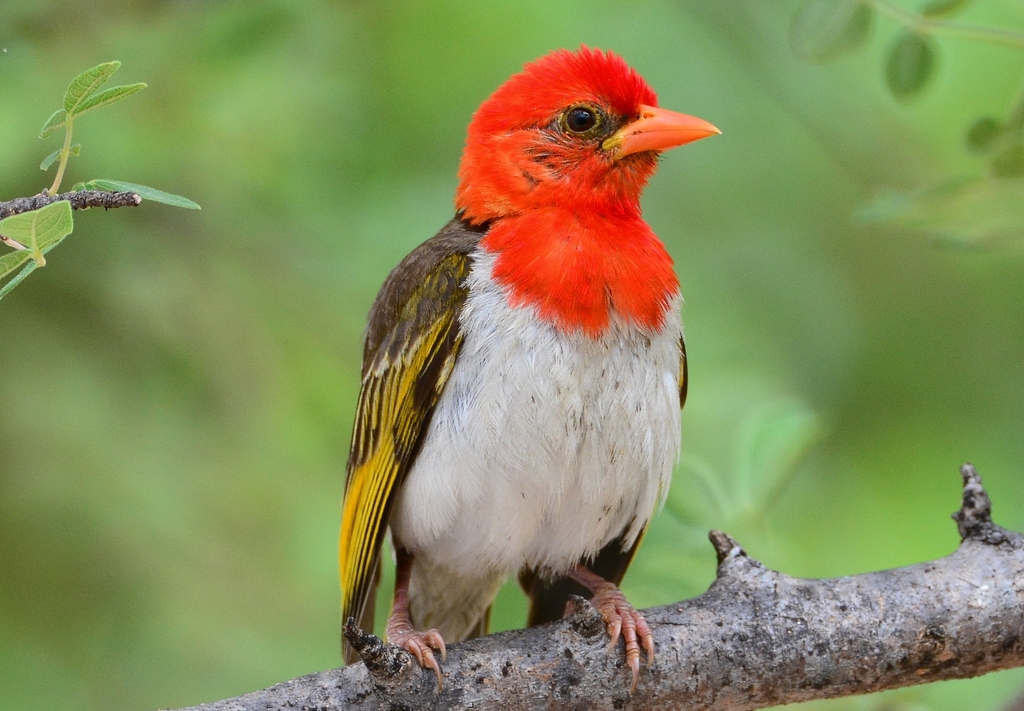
[0, 190, 141, 221]
[869, 0, 1024, 49]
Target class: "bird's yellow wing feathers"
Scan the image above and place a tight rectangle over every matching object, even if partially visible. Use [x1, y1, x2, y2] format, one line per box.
[340, 301, 463, 626]
[339, 219, 484, 659]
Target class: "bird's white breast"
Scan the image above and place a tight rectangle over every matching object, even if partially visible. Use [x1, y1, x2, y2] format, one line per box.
[390, 247, 682, 579]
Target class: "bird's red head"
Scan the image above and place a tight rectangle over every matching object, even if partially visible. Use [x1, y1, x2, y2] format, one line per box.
[455, 46, 718, 223]
[455, 47, 719, 337]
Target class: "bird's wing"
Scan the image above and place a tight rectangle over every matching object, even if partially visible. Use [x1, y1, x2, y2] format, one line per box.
[679, 333, 688, 408]
[340, 217, 485, 662]
[522, 330, 688, 626]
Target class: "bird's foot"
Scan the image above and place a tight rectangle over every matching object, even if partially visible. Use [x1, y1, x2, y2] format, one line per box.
[568, 565, 654, 694]
[591, 582, 654, 693]
[386, 614, 447, 688]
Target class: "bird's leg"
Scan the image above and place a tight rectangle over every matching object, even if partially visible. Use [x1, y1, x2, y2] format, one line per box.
[568, 564, 654, 693]
[386, 548, 447, 687]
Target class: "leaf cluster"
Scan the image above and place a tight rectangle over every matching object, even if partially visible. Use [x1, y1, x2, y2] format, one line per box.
[791, 0, 1024, 244]
[38, 61, 147, 196]
[0, 202, 73, 300]
[790, 0, 974, 100]
[0, 62, 199, 300]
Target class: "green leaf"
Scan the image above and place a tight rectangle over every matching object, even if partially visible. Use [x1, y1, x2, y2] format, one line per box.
[63, 61, 120, 115]
[886, 32, 937, 100]
[734, 400, 822, 516]
[922, 0, 970, 17]
[0, 201, 75, 263]
[991, 144, 1024, 179]
[791, 0, 873, 61]
[0, 260, 41, 301]
[73, 83, 147, 118]
[668, 455, 731, 524]
[0, 247, 34, 281]
[965, 117, 1003, 154]
[71, 182, 86, 192]
[85, 179, 201, 209]
[40, 149, 61, 171]
[40, 144, 79, 172]
[39, 109, 67, 138]
[857, 176, 1024, 245]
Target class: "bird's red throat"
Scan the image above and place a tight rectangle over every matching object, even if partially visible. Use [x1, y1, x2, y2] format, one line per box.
[480, 207, 678, 338]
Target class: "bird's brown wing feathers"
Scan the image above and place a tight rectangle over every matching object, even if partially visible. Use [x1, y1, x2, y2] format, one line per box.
[679, 334, 688, 408]
[340, 217, 485, 663]
[522, 332, 687, 626]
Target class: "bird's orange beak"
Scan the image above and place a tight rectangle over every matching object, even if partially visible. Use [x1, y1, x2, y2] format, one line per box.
[603, 104, 720, 158]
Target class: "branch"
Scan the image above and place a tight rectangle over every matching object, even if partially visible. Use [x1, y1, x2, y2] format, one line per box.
[171, 464, 1024, 711]
[0, 190, 141, 220]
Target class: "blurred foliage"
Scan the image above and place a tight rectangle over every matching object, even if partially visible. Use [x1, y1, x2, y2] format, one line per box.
[792, 0, 1024, 245]
[1, 1, 1023, 710]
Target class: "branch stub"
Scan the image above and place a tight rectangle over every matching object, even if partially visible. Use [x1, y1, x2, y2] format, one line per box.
[342, 618, 410, 683]
[952, 463, 1006, 544]
[566, 594, 605, 638]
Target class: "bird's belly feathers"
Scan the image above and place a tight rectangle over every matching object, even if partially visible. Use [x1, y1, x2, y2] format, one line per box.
[390, 248, 682, 578]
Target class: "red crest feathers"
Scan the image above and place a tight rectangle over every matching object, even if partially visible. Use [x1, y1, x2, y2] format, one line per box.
[467, 46, 657, 136]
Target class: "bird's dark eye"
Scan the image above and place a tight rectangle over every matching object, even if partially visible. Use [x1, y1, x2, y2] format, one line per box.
[566, 107, 596, 132]
[563, 105, 601, 135]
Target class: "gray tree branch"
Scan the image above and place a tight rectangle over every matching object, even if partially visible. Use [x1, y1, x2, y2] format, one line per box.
[0, 190, 140, 220]
[169, 464, 1024, 711]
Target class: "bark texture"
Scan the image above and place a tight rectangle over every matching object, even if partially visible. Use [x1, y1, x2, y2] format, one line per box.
[0, 189, 140, 220]
[169, 464, 1024, 711]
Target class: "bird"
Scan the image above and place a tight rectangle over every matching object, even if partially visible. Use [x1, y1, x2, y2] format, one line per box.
[339, 45, 719, 691]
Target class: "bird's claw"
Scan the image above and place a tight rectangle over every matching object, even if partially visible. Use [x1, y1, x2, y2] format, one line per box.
[590, 583, 655, 694]
[387, 625, 447, 689]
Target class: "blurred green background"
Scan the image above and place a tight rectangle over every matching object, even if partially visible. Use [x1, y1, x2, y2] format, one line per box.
[2, 1, 1023, 710]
